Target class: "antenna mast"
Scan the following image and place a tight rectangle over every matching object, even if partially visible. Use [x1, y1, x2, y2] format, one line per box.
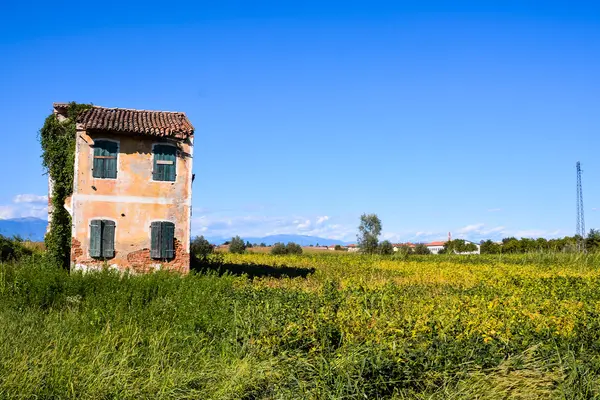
[576, 161, 586, 251]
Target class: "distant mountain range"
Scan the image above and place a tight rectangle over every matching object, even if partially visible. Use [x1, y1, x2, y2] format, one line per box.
[0, 217, 47, 241]
[0, 218, 351, 246]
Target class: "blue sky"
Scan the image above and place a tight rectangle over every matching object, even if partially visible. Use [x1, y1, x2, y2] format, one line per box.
[1, 1, 600, 242]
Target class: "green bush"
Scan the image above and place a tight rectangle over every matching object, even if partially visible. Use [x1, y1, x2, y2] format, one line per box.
[414, 243, 431, 255]
[269, 242, 303, 255]
[285, 242, 303, 255]
[378, 240, 394, 255]
[0, 235, 33, 262]
[229, 236, 246, 254]
[191, 236, 214, 261]
[270, 242, 287, 255]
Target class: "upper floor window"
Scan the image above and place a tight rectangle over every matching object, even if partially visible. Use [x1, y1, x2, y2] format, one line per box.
[150, 221, 175, 259]
[153, 144, 176, 182]
[89, 219, 115, 258]
[92, 140, 118, 179]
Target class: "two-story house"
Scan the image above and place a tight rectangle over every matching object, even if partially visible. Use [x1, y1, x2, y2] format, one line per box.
[50, 103, 194, 273]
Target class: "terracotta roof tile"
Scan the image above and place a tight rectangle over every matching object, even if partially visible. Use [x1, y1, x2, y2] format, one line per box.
[53, 103, 194, 138]
[426, 241, 446, 246]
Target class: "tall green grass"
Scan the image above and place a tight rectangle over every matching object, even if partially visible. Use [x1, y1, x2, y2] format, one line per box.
[1, 254, 600, 398]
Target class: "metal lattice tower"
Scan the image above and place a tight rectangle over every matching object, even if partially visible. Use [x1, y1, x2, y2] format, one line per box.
[576, 161, 586, 250]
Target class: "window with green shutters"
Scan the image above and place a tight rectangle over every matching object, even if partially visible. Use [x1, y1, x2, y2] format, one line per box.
[152, 144, 176, 181]
[92, 140, 118, 179]
[89, 220, 116, 258]
[150, 221, 175, 259]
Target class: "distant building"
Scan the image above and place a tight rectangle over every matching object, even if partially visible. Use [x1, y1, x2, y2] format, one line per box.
[347, 244, 360, 252]
[426, 241, 446, 254]
[392, 243, 416, 251]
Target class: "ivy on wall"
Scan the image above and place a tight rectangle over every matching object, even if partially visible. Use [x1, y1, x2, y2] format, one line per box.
[39, 102, 92, 269]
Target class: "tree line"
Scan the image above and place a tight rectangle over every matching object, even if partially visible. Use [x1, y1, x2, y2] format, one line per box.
[356, 213, 600, 255]
[480, 229, 600, 254]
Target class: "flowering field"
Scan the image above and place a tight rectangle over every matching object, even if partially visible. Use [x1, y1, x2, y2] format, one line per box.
[1, 252, 600, 398]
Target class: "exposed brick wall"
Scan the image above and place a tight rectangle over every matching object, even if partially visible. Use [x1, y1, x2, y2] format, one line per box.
[71, 238, 83, 263]
[73, 237, 189, 273]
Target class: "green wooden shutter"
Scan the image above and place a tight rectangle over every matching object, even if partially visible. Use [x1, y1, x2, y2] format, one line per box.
[104, 142, 118, 179]
[153, 145, 176, 181]
[165, 148, 176, 182]
[102, 220, 115, 258]
[93, 141, 118, 179]
[162, 222, 175, 259]
[93, 146, 105, 178]
[152, 148, 162, 181]
[150, 222, 162, 259]
[90, 220, 102, 257]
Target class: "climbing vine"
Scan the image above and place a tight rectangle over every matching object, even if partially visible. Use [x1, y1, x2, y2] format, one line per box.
[39, 102, 92, 269]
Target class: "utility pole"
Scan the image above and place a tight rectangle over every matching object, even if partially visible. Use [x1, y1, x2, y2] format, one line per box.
[576, 161, 586, 251]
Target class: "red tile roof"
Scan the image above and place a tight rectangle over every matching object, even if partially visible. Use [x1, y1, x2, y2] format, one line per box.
[54, 103, 194, 138]
[393, 243, 416, 248]
[426, 241, 446, 246]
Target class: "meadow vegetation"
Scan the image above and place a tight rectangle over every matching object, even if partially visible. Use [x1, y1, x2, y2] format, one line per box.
[1, 249, 600, 398]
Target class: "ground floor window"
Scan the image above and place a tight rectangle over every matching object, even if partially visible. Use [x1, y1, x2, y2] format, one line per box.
[150, 221, 175, 259]
[89, 220, 115, 258]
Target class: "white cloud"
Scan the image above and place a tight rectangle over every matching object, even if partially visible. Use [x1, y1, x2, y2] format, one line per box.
[457, 223, 485, 234]
[13, 194, 48, 204]
[192, 214, 356, 241]
[316, 216, 330, 225]
[0, 206, 16, 219]
[513, 229, 562, 239]
[0, 200, 48, 220]
[297, 219, 312, 230]
[191, 212, 566, 244]
[415, 231, 433, 237]
[0, 194, 49, 220]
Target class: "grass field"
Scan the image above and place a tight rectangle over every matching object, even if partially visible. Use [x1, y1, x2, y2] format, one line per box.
[1, 252, 600, 398]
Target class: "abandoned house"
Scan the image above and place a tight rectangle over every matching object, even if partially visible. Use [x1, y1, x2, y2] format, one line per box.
[49, 103, 194, 272]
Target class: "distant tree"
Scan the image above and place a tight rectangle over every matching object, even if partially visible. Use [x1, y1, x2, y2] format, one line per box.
[286, 242, 303, 255]
[379, 240, 394, 255]
[260, 242, 267, 247]
[334, 244, 342, 251]
[271, 242, 287, 255]
[444, 239, 478, 254]
[535, 237, 549, 251]
[245, 241, 253, 248]
[586, 229, 600, 252]
[223, 240, 231, 245]
[190, 235, 214, 261]
[229, 236, 246, 254]
[414, 243, 431, 255]
[394, 244, 414, 256]
[357, 213, 382, 254]
[480, 239, 501, 254]
[501, 238, 521, 253]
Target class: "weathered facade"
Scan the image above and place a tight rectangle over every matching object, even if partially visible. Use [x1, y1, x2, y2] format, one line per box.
[50, 103, 194, 273]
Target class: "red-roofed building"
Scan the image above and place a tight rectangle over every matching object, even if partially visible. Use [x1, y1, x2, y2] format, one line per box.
[425, 241, 446, 254]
